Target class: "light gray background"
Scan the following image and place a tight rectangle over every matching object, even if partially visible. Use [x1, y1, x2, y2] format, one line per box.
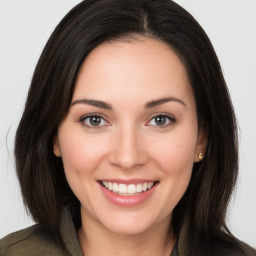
[0, 0, 255, 247]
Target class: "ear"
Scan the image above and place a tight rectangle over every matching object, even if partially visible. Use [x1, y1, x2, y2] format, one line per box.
[53, 136, 61, 157]
[194, 127, 208, 162]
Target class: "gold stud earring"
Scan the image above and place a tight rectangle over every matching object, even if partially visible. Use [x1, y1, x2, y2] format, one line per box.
[198, 152, 203, 160]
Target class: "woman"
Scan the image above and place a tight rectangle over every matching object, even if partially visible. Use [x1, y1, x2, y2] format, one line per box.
[0, 0, 255, 255]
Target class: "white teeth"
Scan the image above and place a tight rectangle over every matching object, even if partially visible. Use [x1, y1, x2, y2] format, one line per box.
[136, 183, 142, 193]
[148, 182, 154, 189]
[119, 184, 127, 194]
[101, 181, 156, 195]
[107, 182, 113, 191]
[142, 183, 148, 192]
[113, 183, 119, 192]
[127, 184, 136, 194]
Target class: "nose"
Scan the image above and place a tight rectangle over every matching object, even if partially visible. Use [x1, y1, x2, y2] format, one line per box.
[108, 126, 149, 170]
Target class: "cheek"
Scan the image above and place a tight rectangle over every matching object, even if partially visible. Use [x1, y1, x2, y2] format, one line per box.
[58, 130, 109, 179]
[57, 130, 111, 206]
[145, 127, 197, 209]
[148, 130, 197, 173]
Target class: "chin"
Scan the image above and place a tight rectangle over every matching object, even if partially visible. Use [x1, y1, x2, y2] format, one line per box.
[98, 210, 162, 236]
[104, 221, 151, 236]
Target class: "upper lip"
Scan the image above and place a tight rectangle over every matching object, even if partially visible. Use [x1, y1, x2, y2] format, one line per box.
[98, 179, 158, 185]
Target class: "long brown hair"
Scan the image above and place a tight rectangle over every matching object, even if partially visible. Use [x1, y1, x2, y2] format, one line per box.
[15, 0, 249, 254]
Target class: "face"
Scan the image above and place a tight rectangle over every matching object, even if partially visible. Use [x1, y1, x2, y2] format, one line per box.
[54, 37, 206, 235]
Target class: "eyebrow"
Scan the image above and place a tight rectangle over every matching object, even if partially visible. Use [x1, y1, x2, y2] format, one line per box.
[71, 99, 112, 110]
[145, 97, 186, 108]
[71, 96, 185, 110]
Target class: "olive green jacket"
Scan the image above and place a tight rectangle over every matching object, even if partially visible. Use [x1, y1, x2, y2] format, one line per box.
[0, 208, 255, 256]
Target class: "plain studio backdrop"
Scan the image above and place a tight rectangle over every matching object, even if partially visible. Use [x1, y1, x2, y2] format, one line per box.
[0, 0, 255, 247]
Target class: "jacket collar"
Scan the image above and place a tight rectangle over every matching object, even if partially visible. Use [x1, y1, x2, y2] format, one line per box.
[59, 208, 84, 256]
[59, 207, 187, 256]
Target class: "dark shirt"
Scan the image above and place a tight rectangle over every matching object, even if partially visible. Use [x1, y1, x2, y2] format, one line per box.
[0, 208, 255, 256]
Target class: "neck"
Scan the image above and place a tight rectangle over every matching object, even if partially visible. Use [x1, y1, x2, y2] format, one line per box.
[78, 209, 176, 256]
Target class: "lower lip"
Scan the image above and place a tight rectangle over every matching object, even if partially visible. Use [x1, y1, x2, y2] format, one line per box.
[99, 182, 158, 207]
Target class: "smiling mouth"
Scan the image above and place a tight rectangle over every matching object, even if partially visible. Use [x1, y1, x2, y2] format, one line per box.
[99, 181, 159, 196]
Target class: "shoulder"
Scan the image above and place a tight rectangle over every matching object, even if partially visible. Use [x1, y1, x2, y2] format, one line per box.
[0, 225, 68, 256]
[203, 237, 256, 256]
[236, 240, 256, 256]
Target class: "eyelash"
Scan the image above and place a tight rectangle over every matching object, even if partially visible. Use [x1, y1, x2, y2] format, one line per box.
[79, 113, 110, 129]
[78, 113, 176, 129]
[145, 113, 176, 128]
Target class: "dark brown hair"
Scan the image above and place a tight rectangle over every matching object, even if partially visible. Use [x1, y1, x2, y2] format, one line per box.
[14, 0, 250, 254]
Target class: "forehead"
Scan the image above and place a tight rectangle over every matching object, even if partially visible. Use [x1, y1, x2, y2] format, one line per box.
[73, 37, 194, 108]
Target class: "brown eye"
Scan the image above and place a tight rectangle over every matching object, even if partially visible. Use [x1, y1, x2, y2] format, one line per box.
[155, 116, 168, 126]
[89, 116, 102, 126]
[80, 115, 108, 127]
[147, 115, 175, 127]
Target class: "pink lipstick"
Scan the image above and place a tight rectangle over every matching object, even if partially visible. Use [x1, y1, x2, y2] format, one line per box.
[98, 180, 159, 207]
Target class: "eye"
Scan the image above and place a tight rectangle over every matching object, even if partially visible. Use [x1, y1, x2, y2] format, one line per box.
[79, 115, 109, 128]
[146, 115, 175, 127]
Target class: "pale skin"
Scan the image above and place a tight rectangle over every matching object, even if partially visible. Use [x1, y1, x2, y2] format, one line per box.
[54, 37, 207, 256]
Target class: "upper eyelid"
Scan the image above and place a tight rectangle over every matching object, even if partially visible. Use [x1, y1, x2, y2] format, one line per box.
[78, 113, 175, 119]
[79, 114, 111, 130]
[78, 113, 176, 127]
[79, 113, 107, 121]
[79, 113, 109, 125]
[145, 114, 176, 127]
[147, 113, 176, 121]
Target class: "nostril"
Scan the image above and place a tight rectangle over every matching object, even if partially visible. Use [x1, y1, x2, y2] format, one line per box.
[108, 148, 149, 169]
